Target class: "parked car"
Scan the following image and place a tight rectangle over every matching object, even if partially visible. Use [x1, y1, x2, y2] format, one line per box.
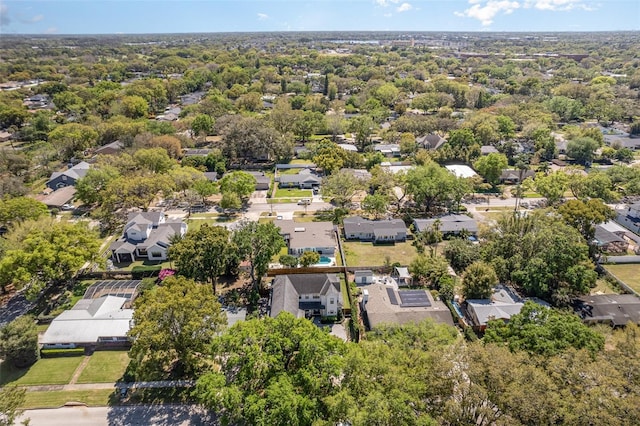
[297, 199, 311, 205]
[61, 204, 75, 211]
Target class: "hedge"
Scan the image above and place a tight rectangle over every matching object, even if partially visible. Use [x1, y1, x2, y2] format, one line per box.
[131, 265, 162, 279]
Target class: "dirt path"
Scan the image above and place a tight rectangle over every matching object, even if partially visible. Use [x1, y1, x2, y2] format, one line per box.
[68, 355, 91, 385]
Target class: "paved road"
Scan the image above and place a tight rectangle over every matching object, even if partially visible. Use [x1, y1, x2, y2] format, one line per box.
[0, 292, 34, 327]
[16, 404, 216, 426]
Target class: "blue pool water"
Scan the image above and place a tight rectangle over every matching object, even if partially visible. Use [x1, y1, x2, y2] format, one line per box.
[318, 256, 332, 265]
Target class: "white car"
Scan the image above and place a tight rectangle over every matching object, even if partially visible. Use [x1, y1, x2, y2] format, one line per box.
[61, 204, 75, 210]
[297, 199, 311, 205]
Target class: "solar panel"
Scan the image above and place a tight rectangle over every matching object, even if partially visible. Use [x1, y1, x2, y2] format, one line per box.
[83, 280, 142, 301]
[386, 287, 399, 305]
[399, 290, 432, 308]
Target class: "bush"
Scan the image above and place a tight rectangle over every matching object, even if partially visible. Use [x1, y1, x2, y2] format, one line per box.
[131, 265, 162, 279]
[320, 316, 338, 324]
[40, 347, 85, 357]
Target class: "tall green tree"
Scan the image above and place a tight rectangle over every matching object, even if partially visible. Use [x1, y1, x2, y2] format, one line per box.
[195, 313, 348, 426]
[0, 197, 48, 228]
[473, 153, 508, 188]
[0, 219, 102, 297]
[299, 251, 320, 267]
[219, 171, 256, 201]
[0, 386, 26, 426]
[0, 316, 39, 368]
[128, 276, 226, 380]
[484, 301, 605, 356]
[233, 221, 285, 290]
[169, 224, 232, 294]
[321, 170, 365, 208]
[462, 261, 498, 300]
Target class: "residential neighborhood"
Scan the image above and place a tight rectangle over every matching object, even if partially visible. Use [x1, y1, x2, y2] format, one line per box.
[1, 27, 640, 426]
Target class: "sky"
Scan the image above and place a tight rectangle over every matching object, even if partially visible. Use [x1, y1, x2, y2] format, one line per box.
[0, 0, 638, 35]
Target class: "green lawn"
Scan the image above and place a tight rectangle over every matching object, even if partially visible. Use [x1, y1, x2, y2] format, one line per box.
[343, 240, 419, 267]
[604, 264, 640, 294]
[274, 186, 312, 198]
[22, 389, 114, 409]
[340, 279, 351, 308]
[185, 217, 234, 232]
[77, 351, 130, 384]
[1, 356, 84, 386]
[591, 278, 621, 295]
[112, 259, 172, 271]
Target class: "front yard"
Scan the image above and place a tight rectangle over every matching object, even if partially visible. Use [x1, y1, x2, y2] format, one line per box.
[342, 240, 420, 267]
[77, 351, 130, 383]
[0, 356, 84, 386]
[274, 186, 313, 198]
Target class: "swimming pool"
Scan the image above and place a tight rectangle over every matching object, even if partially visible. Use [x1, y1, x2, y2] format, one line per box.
[318, 256, 332, 265]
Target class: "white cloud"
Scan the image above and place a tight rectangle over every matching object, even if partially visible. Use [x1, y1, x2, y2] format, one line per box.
[523, 0, 593, 11]
[375, 0, 400, 7]
[455, 1, 521, 26]
[257, 13, 268, 21]
[383, 12, 393, 17]
[397, 2, 413, 12]
[43, 27, 57, 34]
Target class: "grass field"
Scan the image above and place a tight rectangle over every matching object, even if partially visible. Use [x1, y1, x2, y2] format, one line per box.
[77, 351, 130, 384]
[1, 356, 84, 386]
[343, 240, 419, 267]
[591, 278, 621, 295]
[274, 187, 312, 198]
[604, 264, 640, 294]
[22, 389, 114, 409]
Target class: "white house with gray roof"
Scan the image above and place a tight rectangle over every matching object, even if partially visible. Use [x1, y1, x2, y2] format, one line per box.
[343, 216, 407, 243]
[413, 214, 478, 237]
[270, 273, 342, 318]
[274, 220, 336, 257]
[41, 295, 133, 349]
[110, 212, 187, 263]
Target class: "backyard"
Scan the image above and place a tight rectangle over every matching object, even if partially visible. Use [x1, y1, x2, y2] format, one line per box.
[343, 240, 420, 267]
[603, 264, 640, 294]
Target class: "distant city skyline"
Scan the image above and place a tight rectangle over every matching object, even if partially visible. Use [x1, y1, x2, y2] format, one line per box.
[0, 0, 637, 35]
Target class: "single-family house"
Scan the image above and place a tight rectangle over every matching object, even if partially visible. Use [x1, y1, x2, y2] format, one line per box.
[594, 225, 628, 254]
[360, 283, 454, 329]
[270, 273, 343, 318]
[274, 220, 336, 257]
[445, 164, 478, 179]
[41, 186, 76, 209]
[40, 296, 133, 349]
[0, 131, 12, 142]
[480, 145, 499, 155]
[341, 168, 372, 181]
[247, 171, 270, 190]
[464, 285, 537, 331]
[183, 149, 213, 157]
[573, 294, 640, 326]
[354, 270, 374, 285]
[499, 169, 536, 184]
[417, 134, 446, 150]
[413, 214, 478, 237]
[278, 169, 321, 189]
[343, 216, 407, 243]
[615, 203, 640, 234]
[110, 212, 187, 263]
[338, 143, 359, 152]
[45, 161, 91, 190]
[605, 135, 640, 150]
[94, 140, 124, 156]
[373, 144, 401, 157]
[23, 93, 50, 109]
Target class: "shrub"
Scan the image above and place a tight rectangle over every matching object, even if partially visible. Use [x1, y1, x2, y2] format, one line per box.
[131, 265, 162, 279]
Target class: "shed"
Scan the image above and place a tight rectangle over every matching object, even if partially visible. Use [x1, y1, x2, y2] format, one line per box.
[354, 270, 374, 285]
[392, 267, 412, 286]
